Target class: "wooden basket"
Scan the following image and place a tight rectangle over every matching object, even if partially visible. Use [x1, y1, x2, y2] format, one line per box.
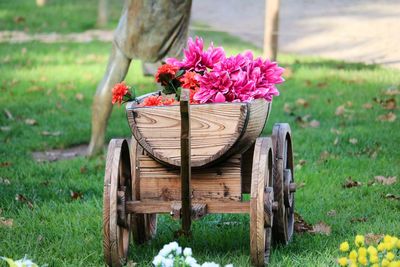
[126, 98, 271, 167]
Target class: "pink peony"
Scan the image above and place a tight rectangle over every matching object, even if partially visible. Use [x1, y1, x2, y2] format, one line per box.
[166, 37, 225, 72]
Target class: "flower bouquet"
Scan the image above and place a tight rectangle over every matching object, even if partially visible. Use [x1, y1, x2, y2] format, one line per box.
[112, 36, 284, 106]
[114, 36, 285, 167]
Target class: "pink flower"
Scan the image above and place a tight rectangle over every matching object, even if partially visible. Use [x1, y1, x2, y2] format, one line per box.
[166, 37, 225, 72]
[193, 71, 232, 103]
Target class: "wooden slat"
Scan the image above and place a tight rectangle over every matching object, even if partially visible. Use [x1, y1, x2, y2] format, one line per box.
[139, 155, 242, 201]
[125, 200, 250, 214]
[126, 99, 270, 167]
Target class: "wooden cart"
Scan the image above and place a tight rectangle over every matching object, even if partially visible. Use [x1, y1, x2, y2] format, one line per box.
[103, 94, 296, 267]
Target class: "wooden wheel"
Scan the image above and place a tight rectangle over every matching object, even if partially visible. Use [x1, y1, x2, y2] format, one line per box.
[271, 123, 295, 244]
[103, 139, 132, 267]
[250, 137, 274, 267]
[129, 139, 157, 244]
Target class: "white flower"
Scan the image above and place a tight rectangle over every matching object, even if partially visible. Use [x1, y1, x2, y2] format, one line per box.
[201, 262, 220, 267]
[158, 246, 172, 257]
[224, 265, 234, 267]
[168, 241, 179, 251]
[152, 255, 163, 266]
[183, 247, 192, 257]
[162, 258, 174, 267]
[185, 256, 197, 266]
[176, 246, 182, 255]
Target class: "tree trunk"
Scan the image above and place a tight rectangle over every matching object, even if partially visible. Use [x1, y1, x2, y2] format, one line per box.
[263, 0, 280, 61]
[97, 0, 108, 27]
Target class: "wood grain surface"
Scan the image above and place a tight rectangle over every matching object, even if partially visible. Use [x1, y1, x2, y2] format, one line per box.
[126, 99, 270, 167]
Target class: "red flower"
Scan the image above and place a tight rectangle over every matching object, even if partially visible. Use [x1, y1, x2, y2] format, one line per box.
[190, 88, 199, 104]
[112, 82, 130, 105]
[155, 64, 179, 85]
[180, 71, 199, 89]
[162, 97, 179, 106]
[139, 95, 163, 107]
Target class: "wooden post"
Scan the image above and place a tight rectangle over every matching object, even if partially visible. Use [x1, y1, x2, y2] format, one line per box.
[263, 0, 280, 61]
[180, 89, 191, 236]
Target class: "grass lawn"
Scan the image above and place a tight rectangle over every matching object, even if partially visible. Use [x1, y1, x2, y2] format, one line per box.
[1, 2, 400, 267]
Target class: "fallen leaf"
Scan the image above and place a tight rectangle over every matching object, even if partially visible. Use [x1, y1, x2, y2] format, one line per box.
[309, 119, 320, 128]
[15, 194, 34, 209]
[13, 16, 25, 23]
[384, 194, 400, 200]
[350, 217, 367, 223]
[25, 118, 37, 126]
[296, 98, 309, 108]
[319, 151, 331, 161]
[21, 47, 27, 55]
[0, 217, 13, 227]
[311, 221, 331, 235]
[0, 126, 11, 132]
[349, 138, 358, 144]
[283, 103, 292, 114]
[382, 98, 396, 110]
[80, 166, 88, 174]
[377, 112, 396, 122]
[330, 128, 342, 135]
[75, 93, 84, 101]
[125, 261, 137, 267]
[333, 137, 339, 145]
[342, 177, 362, 188]
[335, 105, 345, 116]
[374, 176, 397, 185]
[3, 108, 14, 120]
[294, 212, 313, 233]
[0, 177, 11, 185]
[41, 131, 62, 136]
[317, 82, 327, 89]
[327, 210, 337, 217]
[70, 191, 83, 200]
[365, 233, 384, 245]
[0, 162, 12, 167]
[362, 103, 373, 109]
[384, 88, 400, 96]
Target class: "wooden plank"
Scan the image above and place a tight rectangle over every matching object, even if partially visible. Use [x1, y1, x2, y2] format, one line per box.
[139, 155, 242, 201]
[125, 200, 249, 214]
[126, 99, 270, 167]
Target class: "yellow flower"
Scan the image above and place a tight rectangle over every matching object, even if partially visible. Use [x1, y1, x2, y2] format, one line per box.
[340, 241, 350, 252]
[349, 250, 358, 261]
[349, 263, 358, 267]
[358, 247, 367, 257]
[378, 242, 386, 252]
[383, 259, 391, 267]
[370, 254, 379, 264]
[385, 241, 395, 251]
[355, 235, 365, 247]
[389, 261, 400, 267]
[338, 257, 348, 266]
[384, 235, 392, 243]
[397, 239, 400, 249]
[386, 252, 395, 261]
[372, 264, 379, 267]
[367, 245, 378, 255]
[358, 256, 367, 266]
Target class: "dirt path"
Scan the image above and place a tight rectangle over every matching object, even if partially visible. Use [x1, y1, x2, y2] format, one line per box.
[191, 0, 400, 69]
[2, 0, 399, 69]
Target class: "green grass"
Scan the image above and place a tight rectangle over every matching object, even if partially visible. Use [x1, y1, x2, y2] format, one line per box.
[0, 0, 123, 33]
[1, 2, 400, 267]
